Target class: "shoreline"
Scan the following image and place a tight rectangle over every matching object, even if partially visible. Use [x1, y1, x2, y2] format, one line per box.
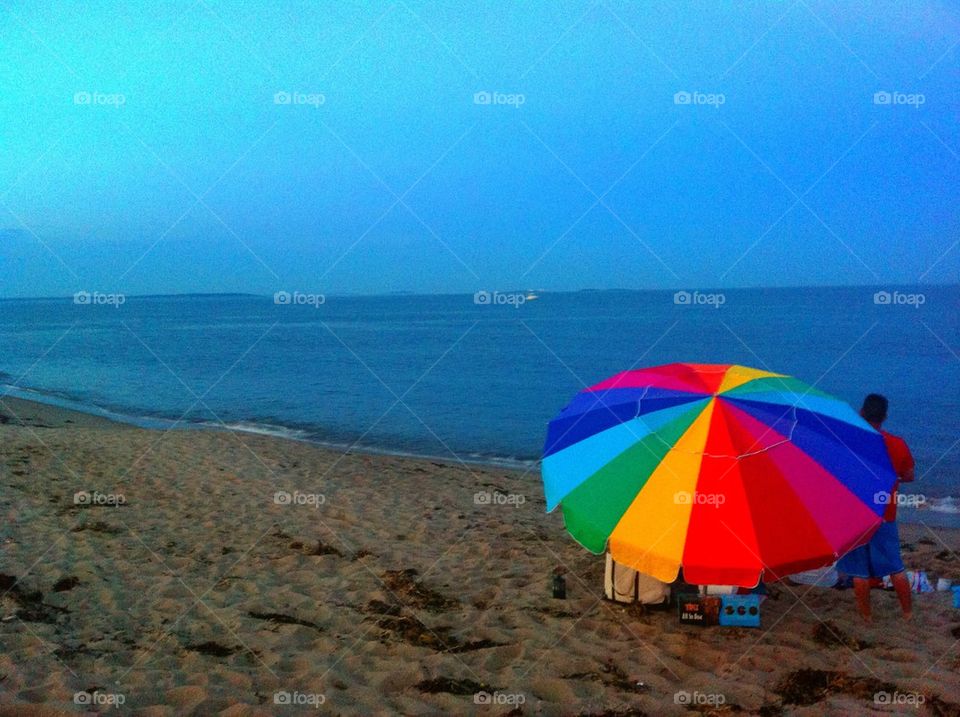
[2, 394, 960, 715]
[2, 385, 953, 528]
[0, 384, 540, 472]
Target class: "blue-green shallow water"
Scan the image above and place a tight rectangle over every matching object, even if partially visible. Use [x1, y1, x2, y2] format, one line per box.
[0, 286, 956, 523]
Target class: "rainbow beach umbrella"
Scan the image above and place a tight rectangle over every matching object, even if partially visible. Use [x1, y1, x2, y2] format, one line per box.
[542, 363, 898, 587]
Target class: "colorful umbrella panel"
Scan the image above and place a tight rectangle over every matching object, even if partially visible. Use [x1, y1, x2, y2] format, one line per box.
[542, 363, 897, 587]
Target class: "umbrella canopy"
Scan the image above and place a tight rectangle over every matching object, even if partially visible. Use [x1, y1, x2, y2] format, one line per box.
[542, 363, 898, 586]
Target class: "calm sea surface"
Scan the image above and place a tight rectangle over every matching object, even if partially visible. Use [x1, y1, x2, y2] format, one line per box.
[1, 287, 957, 521]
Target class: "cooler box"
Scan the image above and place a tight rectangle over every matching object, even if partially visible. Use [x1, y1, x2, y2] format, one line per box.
[719, 594, 761, 627]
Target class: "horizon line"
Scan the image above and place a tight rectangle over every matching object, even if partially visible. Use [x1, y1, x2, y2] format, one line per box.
[0, 281, 956, 302]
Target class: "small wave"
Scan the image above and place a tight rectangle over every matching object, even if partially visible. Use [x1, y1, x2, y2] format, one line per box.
[897, 495, 960, 528]
[464, 452, 539, 471]
[922, 496, 960, 515]
[207, 420, 313, 441]
[895, 494, 960, 515]
[0, 384, 182, 429]
[204, 423, 540, 471]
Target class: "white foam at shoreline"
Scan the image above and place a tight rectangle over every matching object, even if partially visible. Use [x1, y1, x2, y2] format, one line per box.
[922, 496, 960, 514]
[0, 383, 539, 472]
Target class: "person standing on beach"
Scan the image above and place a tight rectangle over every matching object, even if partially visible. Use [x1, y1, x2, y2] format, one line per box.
[837, 394, 915, 622]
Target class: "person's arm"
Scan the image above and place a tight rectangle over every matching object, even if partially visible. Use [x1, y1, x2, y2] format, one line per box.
[899, 440, 916, 483]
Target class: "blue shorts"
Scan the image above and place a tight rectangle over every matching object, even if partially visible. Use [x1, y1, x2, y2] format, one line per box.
[836, 522, 904, 579]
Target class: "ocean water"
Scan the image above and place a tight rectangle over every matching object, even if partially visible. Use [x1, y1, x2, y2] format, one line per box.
[0, 286, 957, 521]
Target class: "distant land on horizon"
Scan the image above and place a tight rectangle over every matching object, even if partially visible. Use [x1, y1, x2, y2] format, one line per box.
[0, 282, 957, 302]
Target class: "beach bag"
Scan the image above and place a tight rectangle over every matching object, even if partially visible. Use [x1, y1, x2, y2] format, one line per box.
[790, 564, 840, 588]
[908, 570, 934, 593]
[604, 553, 669, 605]
[883, 571, 934, 593]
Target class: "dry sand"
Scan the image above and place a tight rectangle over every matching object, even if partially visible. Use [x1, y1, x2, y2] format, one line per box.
[1, 395, 959, 716]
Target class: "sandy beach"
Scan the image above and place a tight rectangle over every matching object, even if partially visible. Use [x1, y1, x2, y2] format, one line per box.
[1, 395, 959, 716]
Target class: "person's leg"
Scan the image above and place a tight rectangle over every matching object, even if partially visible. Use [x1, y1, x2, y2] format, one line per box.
[852, 577, 872, 623]
[889, 571, 913, 619]
[873, 521, 911, 619]
[837, 543, 872, 621]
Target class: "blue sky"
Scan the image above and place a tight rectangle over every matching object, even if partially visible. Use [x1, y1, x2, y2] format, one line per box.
[0, 0, 958, 297]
